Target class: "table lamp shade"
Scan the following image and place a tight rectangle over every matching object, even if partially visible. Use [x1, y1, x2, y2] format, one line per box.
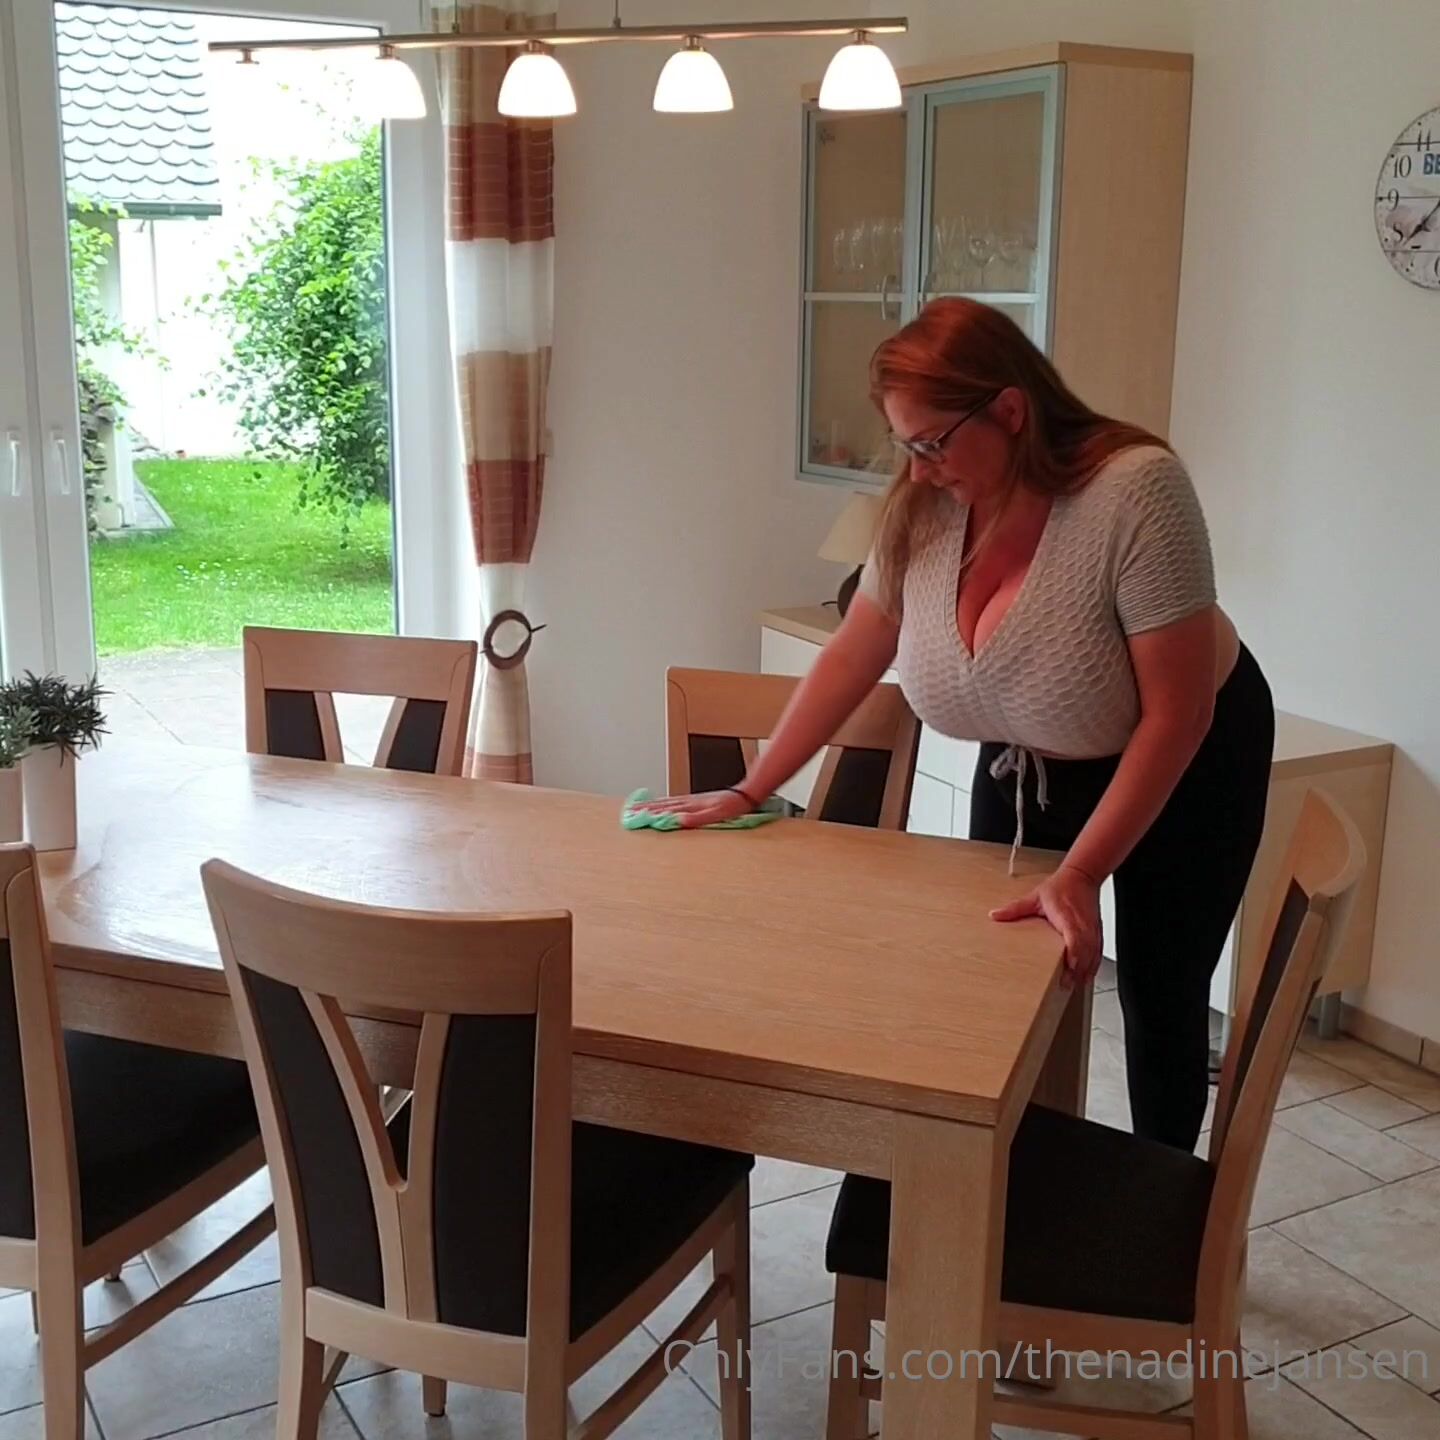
[819, 493, 884, 616]
[818, 493, 884, 566]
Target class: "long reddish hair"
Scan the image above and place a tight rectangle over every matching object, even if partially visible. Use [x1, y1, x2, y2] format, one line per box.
[868, 298, 1167, 612]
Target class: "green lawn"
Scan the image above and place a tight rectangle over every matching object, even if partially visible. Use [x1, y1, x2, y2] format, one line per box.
[89, 458, 393, 655]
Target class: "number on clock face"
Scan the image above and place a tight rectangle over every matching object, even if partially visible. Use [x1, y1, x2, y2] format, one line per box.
[1375, 104, 1440, 289]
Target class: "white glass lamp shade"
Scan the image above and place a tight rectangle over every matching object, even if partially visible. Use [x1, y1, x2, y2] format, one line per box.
[653, 38, 733, 113]
[818, 492, 884, 565]
[362, 46, 427, 121]
[818, 32, 901, 112]
[498, 43, 577, 118]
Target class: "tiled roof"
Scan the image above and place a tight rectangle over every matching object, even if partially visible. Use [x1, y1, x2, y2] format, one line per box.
[56, 3, 221, 217]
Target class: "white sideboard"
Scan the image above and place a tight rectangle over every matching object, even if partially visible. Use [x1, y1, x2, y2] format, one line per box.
[759, 606, 1393, 1021]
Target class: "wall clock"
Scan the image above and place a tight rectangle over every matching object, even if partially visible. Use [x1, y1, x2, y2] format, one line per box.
[1375, 103, 1440, 289]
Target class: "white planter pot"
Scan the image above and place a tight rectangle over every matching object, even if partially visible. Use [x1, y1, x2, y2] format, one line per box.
[0, 766, 20, 844]
[21, 746, 78, 852]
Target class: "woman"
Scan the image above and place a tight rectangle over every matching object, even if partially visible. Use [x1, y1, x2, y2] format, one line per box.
[648, 299, 1273, 1152]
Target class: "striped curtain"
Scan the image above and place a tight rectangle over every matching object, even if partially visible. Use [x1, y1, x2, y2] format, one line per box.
[439, 0, 555, 783]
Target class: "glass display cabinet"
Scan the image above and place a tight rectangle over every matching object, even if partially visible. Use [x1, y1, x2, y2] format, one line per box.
[798, 44, 1193, 487]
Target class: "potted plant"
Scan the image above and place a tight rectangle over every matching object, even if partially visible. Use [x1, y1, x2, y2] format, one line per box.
[0, 674, 108, 852]
[0, 704, 34, 843]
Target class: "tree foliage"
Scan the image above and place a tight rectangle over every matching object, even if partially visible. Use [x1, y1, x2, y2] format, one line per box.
[207, 128, 389, 518]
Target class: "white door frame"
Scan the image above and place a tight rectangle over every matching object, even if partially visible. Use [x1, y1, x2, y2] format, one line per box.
[0, 0, 49, 677]
[5, 0, 455, 681]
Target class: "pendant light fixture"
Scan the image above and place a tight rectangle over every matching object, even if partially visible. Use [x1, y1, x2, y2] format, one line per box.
[817, 30, 902, 111]
[209, 16, 906, 123]
[497, 41, 578, 118]
[364, 44, 428, 121]
[653, 37, 733, 113]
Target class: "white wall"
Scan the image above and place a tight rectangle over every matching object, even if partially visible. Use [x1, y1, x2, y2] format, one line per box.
[1168, 0, 1440, 1041]
[532, 0, 1440, 1036]
[529, 0, 853, 796]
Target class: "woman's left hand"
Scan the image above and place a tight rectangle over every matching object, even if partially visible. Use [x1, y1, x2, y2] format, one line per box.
[990, 864, 1104, 987]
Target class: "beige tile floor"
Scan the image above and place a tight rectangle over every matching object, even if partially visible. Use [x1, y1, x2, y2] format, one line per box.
[6, 964, 1440, 1440]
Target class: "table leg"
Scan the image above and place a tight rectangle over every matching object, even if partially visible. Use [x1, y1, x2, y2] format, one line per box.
[1030, 983, 1092, 1116]
[879, 1113, 1005, 1439]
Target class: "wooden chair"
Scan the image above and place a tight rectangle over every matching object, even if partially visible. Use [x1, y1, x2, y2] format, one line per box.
[822, 788, 1367, 1440]
[243, 626, 478, 776]
[0, 844, 274, 1439]
[665, 667, 919, 830]
[202, 860, 754, 1440]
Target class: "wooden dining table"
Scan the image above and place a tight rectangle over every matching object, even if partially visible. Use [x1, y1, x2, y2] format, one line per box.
[38, 740, 1088, 1439]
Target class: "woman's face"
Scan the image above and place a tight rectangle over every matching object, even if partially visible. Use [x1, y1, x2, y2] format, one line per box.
[882, 387, 1024, 502]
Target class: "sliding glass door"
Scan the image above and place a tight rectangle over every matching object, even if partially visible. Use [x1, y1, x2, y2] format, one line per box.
[0, 5, 48, 678]
[0, 0, 452, 747]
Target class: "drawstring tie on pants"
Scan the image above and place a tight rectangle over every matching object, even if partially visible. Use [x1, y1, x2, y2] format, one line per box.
[988, 744, 1049, 874]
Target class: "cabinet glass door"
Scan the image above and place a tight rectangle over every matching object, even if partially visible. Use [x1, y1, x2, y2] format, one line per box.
[920, 69, 1060, 349]
[800, 110, 908, 482]
[798, 68, 1061, 487]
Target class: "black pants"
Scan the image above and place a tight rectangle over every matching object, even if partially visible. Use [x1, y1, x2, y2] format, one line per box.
[970, 646, 1275, 1152]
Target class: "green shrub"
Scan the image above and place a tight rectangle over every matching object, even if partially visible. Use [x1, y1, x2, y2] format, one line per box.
[206, 127, 389, 520]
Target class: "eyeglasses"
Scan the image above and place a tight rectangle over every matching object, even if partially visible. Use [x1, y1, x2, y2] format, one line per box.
[889, 393, 997, 461]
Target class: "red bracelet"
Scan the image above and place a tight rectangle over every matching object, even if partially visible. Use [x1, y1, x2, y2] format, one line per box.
[725, 785, 759, 811]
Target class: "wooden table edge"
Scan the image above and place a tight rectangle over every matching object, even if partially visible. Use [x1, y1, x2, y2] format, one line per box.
[52, 936, 1054, 1130]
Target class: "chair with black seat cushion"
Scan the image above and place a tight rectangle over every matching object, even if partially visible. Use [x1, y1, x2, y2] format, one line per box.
[202, 859, 754, 1440]
[665, 667, 919, 829]
[0, 844, 273, 1440]
[243, 626, 478, 776]
[823, 788, 1367, 1440]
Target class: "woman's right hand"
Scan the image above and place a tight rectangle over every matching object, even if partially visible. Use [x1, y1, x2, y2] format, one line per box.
[628, 790, 756, 828]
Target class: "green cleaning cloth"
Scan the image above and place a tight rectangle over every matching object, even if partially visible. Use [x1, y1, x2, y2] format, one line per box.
[621, 788, 784, 832]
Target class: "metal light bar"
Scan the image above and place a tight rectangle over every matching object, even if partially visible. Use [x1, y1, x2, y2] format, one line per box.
[209, 16, 907, 54]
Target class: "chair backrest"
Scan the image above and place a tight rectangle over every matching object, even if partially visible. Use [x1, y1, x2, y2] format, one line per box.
[202, 860, 573, 1360]
[243, 627, 478, 776]
[1196, 789, 1366, 1328]
[0, 844, 81, 1268]
[665, 667, 919, 830]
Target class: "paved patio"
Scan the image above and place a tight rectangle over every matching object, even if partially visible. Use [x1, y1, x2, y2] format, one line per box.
[101, 647, 391, 762]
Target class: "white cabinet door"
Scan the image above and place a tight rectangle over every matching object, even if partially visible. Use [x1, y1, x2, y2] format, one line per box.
[761, 624, 964, 833]
[908, 771, 956, 838]
[1211, 927, 1237, 1014]
[1100, 877, 1116, 963]
[951, 739, 981, 795]
[759, 626, 822, 808]
[918, 726, 982, 795]
[758, 626, 821, 680]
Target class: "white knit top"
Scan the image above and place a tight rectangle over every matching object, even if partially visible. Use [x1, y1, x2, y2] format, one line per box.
[858, 446, 1217, 759]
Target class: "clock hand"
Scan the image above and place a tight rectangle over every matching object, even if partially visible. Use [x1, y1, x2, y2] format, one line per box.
[1406, 197, 1440, 244]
